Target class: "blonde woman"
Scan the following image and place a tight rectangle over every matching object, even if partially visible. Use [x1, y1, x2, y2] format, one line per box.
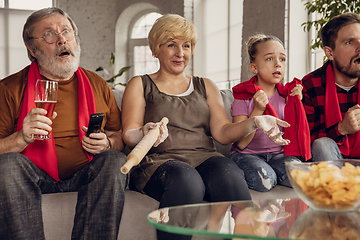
[122, 14, 289, 240]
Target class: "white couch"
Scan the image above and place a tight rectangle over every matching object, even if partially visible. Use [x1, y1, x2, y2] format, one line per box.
[41, 89, 297, 240]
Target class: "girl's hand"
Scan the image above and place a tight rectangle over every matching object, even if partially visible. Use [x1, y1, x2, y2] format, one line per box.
[289, 84, 303, 100]
[253, 90, 268, 112]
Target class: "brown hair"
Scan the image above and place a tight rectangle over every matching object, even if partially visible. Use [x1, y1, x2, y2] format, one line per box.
[148, 14, 198, 57]
[321, 12, 360, 49]
[247, 33, 283, 63]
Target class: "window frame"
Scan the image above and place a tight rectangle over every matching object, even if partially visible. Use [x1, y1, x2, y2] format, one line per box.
[1, 0, 55, 10]
[308, 11, 325, 72]
[127, 11, 162, 78]
[0, 0, 54, 79]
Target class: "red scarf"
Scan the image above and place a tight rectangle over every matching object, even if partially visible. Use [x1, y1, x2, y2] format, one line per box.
[232, 76, 311, 160]
[325, 64, 360, 157]
[16, 62, 96, 181]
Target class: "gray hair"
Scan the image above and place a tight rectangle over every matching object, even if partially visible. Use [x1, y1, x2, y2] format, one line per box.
[23, 7, 79, 62]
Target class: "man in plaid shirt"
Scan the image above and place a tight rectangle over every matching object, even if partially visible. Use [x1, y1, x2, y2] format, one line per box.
[302, 12, 360, 161]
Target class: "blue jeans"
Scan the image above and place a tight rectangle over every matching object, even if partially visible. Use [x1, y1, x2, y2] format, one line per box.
[231, 152, 300, 192]
[311, 137, 344, 162]
[0, 150, 127, 240]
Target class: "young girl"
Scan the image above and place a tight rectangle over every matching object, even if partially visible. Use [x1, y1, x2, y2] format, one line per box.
[230, 34, 310, 192]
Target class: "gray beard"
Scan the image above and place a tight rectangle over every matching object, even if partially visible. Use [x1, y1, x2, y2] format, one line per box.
[35, 44, 81, 80]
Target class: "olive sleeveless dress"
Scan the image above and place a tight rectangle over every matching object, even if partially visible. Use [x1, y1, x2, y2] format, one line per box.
[130, 75, 223, 192]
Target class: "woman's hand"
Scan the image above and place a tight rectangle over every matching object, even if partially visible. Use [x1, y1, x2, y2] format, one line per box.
[254, 115, 290, 145]
[253, 90, 268, 112]
[143, 121, 169, 147]
[289, 84, 303, 100]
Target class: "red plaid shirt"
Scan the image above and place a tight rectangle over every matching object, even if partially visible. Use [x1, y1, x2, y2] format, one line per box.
[302, 61, 359, 144]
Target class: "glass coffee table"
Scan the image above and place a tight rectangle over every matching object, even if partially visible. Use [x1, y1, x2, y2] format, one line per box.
[147, 198, 360, 239]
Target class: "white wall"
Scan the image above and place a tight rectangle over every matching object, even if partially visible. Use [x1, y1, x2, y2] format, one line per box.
[228, 0, 243, 86]
[205, 0, 228, 83]
[194, 0, 310, 88]
[193, 0, 243, 89]
[288, 0, 309, 81]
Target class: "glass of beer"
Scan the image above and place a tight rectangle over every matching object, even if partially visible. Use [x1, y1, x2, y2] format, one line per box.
[32, 79, 58, 140]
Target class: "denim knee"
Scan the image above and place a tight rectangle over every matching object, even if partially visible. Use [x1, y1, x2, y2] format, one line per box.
[93, 149, 128, 184]
[0, 152, 33, 182]
[230, 153, 276, 192]
[250, 167, 277, 192]
[97, 150, 127, 169]
[312, 137, 337, 150]
[172, 168, 205, 198]
[312, 137, 343, 161]
[144, 161, 206, 207]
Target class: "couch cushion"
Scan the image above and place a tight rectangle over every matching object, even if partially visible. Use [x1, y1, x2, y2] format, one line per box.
[118, 190, 159, 240]
[220, 89, 234, 120]
[213, 89, 234, 158]
[42, 192, 77, 240]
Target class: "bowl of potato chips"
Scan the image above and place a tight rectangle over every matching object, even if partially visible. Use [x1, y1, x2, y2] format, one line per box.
[285, 160, 360, 212]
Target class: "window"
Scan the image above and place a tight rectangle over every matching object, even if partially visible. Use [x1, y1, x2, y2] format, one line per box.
[309, 12, 325, 72]
[193, 0, 242, 89]
[131, 12, 161, 39]
[0, 0, 52, 79]
[8, 0, 52, 10]
[128, 12, 162, 77]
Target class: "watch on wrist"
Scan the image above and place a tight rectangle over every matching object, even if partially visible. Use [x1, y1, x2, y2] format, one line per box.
[105, 136, 112, 150]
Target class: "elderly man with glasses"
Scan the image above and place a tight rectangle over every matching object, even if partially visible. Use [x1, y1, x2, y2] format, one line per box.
[0, 7, 127, 240]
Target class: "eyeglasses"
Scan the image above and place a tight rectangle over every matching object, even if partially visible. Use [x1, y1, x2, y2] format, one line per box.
[30, 29, 75, 44]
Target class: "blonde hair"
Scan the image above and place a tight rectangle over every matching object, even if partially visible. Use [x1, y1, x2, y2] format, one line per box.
[247, 33, 283, 63]
[148, 14, 198, 57]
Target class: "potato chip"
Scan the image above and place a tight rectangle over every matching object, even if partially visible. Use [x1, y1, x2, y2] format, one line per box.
[290, 161, 360, 210]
